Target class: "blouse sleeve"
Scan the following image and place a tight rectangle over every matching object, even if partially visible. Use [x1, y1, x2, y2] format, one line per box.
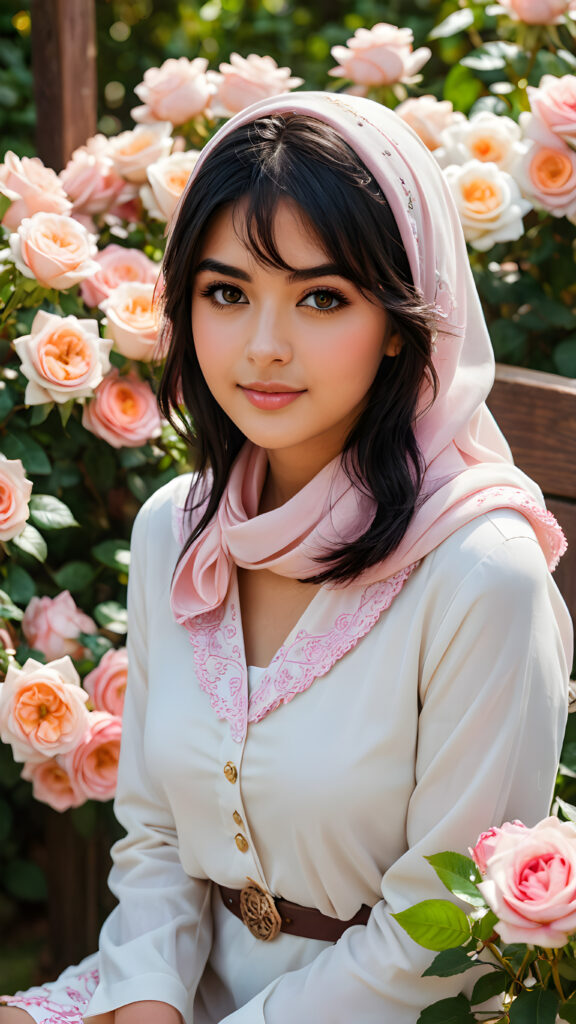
[220, 530, 572, 1024]
[83, 496, 213, 1023]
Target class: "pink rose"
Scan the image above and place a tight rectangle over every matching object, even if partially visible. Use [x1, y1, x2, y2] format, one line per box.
[0, 456, 32, 541]
[471, 820, 528, 874]
[0, 656, 90, 763]
[132, 57, 214, 126]
[395, 96, 465, 151]
[22, 591, 97, 662]
[21, 757, 84, 812]
[525, 75, 576, 151]
[83, 647, 128, 716]
[9, 211, 100, 290]
[141, 150, 200, 222]
[498, 0, 571, 23]
[61, 710, 122, 802]
[80, 244, 159, 309]
[60, 134, 133, 217]
[514, 126, 576, 217]
[101, 282, 160, 361]
[13, 310, 111, 405]
[82, 369, 161, 449]
[478, 816, 576, 947]
[329, 23, 431, 87]
[0, 151, 72, 231]
[208, 53, 303, 117]
[107, 123, 173, 185]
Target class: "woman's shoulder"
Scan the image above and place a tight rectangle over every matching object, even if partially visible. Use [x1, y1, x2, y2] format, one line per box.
[426, 507, 546, 584]
[130, 471, 199, 550]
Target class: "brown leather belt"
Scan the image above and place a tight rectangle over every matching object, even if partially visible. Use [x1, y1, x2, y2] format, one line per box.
[219, 879, 371, 942]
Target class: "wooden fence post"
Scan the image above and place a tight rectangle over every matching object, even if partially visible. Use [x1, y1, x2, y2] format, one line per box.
[30, 0, 97, 171]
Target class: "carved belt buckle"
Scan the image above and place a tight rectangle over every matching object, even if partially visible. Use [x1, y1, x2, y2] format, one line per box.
[239, 878, 282, 941]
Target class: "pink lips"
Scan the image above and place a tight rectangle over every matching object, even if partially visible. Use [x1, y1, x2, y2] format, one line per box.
[239, 383, 305, 410]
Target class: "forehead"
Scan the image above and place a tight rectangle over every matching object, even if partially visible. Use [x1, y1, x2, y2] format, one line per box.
[196, 196, 329, 268]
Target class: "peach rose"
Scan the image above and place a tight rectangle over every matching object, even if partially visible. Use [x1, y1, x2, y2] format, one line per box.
[395, 96, 465, 151]
[498, 0, 571, 23]
[478, 816, 576, 946]
[0, 656, 90, 763]
[0, 456, 32, 542]
[208, 53, 303, 117]
[329, 23, 431, 87]
[9, 211, 100, 290]
[132, 57, 215, 126]
[471, 820, 528, 874]
[0, 151, 72, 231]
[526, 74, 576, 151]
[101, 282, 160, 361]
[60, 134, 133, 217]
[80, 244, 159, 309]
[83, 647, 128, 716]
[515, 132, 576, 217]
[13, 310, 112, 405]
[61, 710, 122, 802]
[21, 757, 84, 811]
[444, 160, 532, 250]
[22, 591, 97, 662]
[107, 123, 173, 185]
[435, 112, 528, 171]
[82, 369, 161, 449]
[141, 150, 200, 222]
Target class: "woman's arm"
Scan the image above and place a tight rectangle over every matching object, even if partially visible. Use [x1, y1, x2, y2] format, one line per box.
[83, 490, 212, 1023]
[218, 530, 571, 1023]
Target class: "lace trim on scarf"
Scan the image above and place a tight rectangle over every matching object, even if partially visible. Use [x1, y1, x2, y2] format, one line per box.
[185, 563, 418, 742]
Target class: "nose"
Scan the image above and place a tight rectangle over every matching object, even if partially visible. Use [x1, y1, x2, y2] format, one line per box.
[244, 303, 292, 366]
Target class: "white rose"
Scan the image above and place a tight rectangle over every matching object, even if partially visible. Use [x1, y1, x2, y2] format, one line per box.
[444, 160, 532, 251]
[141, 150, 201, 222]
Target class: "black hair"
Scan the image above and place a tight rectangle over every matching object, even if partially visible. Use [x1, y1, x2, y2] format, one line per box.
[158, 113, 438, 584]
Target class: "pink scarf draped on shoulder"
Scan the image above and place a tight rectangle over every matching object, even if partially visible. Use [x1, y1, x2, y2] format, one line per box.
[170, 91, 566, 628]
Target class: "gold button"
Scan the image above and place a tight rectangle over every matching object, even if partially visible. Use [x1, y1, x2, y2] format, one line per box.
[233, 810, 243, 826]
[235, 833, 249, 853]
[223, 761, 238, 784]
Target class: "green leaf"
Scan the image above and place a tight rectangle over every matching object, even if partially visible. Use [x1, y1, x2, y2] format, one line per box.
[0, 798, 13, 844]
[57, 399, 75, 427]
[79, 632, 113, 662]
[2, 563, 35, 604]
[509, 987, 559, 1024]
[417, 994, 475, 1024]
[472, 909, 498, 941]
[553, 338, 576, 378]
[3, 859, 48, 902]
[53, 561, 96, 593]
[0, 429, 51, 475]
[422, 945, 478, 978]
[426, 852, 485, 906]
[0, 588, 23, 621]
[470, 970, 507, 1006]
[392, 899, 471, 951]
[429, 8, 474, 39]
[555, 798, 576, 825]
[0, 381, 15, 420]
[443, 64, 483, 114]
[502, 944, 537, 973]
[91, 539, 131, 573]
[558, 959, 576, 981]
[29, 494, 78, 530]
[461, 41, 522, 72]
[71, 801, 98, 838]
[83, 445, 116, 492]
[28, 402, 53, 426]
[0, 193, 12, 221]
[558, 999, 576, 1023]
[9, 524, 48, 562]
[94, 600, 128, 634]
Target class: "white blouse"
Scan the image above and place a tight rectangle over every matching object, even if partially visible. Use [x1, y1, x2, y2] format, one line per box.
[84, 475, 572, 1024]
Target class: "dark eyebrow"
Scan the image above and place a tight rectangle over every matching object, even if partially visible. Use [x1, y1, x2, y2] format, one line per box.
[195, 258, 346, 284]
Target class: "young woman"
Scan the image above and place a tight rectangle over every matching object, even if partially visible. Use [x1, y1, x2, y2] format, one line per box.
[1, 92, 572, 1024]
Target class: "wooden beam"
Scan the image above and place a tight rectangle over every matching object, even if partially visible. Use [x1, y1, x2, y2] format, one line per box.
[30, 0, 97, 172]
[487, 364, 576, 501]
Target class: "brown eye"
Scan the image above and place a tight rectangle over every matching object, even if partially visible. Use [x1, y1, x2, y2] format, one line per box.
[221, 285, 243, 304]
[315, 291, 334, 308]
[300, 289, 342, 311]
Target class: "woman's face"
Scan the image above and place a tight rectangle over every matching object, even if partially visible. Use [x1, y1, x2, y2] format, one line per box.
[191, 197, 398, 480]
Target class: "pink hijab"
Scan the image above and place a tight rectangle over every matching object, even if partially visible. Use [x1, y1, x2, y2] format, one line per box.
[170, 92, 566, 627]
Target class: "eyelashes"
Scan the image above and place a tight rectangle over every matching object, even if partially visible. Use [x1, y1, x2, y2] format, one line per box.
[197, 281, 351, 315]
